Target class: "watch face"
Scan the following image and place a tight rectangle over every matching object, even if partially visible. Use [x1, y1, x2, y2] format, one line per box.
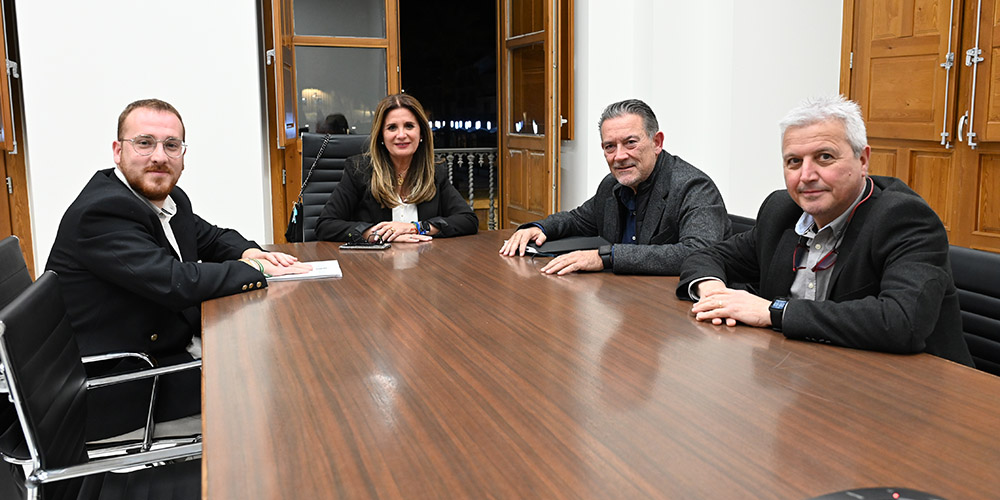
[772, 298, 788, 310]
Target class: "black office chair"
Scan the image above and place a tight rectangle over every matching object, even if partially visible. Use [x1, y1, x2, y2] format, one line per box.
[0, 272, 202, 500]
[950, 245, 1000, 376]
[298, 133, 369, 242]
[0, 236, 191, 470]
[729, 213, 755, 235]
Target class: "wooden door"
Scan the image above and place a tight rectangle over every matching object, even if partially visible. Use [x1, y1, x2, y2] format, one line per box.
[952, 0, 1000, 250]
[499, 0, 560, 227]
[849, 0, 962, 238]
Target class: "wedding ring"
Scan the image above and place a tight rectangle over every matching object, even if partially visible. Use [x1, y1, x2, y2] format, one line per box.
[717, 300, 723, 308]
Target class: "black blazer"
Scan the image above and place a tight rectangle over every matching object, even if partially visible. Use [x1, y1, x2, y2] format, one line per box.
[677, 176, 973, 366]
[315, 155, 478, 241]
[46, 168, 266, 438]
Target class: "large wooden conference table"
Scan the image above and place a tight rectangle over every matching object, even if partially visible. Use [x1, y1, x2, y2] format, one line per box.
[202, 231, 1000, 499]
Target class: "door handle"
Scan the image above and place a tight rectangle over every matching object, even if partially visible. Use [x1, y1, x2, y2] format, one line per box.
[957, 111, 968, 143]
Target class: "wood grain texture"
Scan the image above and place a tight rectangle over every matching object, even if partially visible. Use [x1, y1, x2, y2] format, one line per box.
[202, 231, 1000, 499]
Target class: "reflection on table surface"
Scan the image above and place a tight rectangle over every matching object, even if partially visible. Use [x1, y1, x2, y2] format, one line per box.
[202, 231, 1000, 499]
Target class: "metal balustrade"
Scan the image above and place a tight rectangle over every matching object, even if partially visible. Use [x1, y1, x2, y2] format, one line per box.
[435, 148, 497, 230]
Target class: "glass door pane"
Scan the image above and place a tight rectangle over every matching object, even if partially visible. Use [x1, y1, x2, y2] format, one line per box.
[509, 43, 544, 135]
[295, 46, 388, 135]
[293, 0, 386, 38]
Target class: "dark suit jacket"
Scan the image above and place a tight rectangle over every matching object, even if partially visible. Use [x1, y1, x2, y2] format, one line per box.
[530, 150, 730, 274]
[677, 175, 974, 366]
[46, 168, 266, 439]
[314, 155, 479, 241]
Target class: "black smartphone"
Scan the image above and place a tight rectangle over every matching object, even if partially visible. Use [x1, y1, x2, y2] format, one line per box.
[340, 242, 391, 250]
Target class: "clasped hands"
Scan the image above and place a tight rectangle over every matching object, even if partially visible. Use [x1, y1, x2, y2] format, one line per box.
[691, 279, 772, 328]
[498, 226, 603, 275]
[364, 221, 433, 243]
[241, 248, 312, 277]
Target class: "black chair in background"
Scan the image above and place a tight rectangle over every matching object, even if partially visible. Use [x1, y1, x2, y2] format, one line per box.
[0, 272, 201, 500]
[950, 245, 1000, 376]
[0, 236, 32, 500]
[298, 133, 369, 242]
[729, 213, 756, 235]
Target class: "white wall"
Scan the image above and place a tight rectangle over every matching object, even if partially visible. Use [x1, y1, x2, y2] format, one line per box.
[564, 0, 843, 219]
[13, 0, 843, 271]
[16, 0, 270, 272]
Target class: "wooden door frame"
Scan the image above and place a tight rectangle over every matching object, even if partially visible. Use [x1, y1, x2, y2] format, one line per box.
[497, 0, 561, 227]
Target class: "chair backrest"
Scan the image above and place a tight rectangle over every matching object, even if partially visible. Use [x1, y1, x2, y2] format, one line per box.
[729, 214, 755, 235]
[0, 236, 32, 309]
[299, 133, 369, 242]
[950, 245, 1000, 376]
[0, 272, 90, 477]
[0, 235, 33, 463]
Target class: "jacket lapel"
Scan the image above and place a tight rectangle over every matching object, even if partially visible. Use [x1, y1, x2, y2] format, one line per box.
[170, 214, 195, 261]
[603, 185, 622, 243]
[768, 228, 800, 297]
[826, 180, 881, 290]
[640, 171, 670, 243]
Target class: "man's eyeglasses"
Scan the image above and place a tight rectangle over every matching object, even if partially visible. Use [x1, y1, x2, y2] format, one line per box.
[120, 135, 187, 159]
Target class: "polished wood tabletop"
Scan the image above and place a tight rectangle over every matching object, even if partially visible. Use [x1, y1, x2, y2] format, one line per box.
[202, 231, 1000, 499]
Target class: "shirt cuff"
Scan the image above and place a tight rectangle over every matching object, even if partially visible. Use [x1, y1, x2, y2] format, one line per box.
[687, 277, 725, 300]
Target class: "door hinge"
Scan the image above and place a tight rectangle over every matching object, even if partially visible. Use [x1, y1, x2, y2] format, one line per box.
[5, 177, 11, 194]
[282, 167, 286, 185]
[849, 52, 853, 69]
[6, 60, 18, 79]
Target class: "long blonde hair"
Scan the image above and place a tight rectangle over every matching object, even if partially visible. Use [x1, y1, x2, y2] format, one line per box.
[367, 94, 436, 208]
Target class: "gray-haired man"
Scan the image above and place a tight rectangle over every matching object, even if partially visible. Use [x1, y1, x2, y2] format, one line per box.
[678, 95, 973, 365]
[500, 98, 730, 275]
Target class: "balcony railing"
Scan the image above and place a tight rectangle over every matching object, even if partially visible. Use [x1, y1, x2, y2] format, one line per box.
[435, 148, 497, 230]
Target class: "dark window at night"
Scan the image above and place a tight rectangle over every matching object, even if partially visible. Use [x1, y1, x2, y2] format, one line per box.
[400, 0, 497, 149]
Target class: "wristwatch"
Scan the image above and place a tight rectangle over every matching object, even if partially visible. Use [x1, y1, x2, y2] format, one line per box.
[598, 244, 613, 269]
[769, 297, 789, 332]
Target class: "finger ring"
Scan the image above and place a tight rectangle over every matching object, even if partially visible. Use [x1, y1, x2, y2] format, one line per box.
[717, 300, 723, 307]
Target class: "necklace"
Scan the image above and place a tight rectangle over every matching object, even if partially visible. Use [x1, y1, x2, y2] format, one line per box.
[396, 173, 404, 186]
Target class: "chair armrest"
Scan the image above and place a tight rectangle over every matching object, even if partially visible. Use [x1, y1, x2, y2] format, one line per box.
[82, 351, 155, 368]
[27, 442, 201, 486]
[1, 352, 157, 393]
[85, 360, 201, 389]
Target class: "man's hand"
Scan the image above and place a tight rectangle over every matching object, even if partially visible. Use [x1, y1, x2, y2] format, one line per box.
[691, 285, 772, 328]
[499, 226, 546, 256]
[242, 248, 299, 267]
[540, 249, 603, 275]
[241, 249, 313, 277]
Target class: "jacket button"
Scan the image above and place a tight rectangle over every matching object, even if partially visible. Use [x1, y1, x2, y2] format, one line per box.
[257, 281, 263, 288]
[150, 333, 158, 342]
[242, 284, 248, 291]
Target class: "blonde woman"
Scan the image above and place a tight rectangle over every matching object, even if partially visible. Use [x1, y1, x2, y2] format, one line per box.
[316, 94, 478, 243]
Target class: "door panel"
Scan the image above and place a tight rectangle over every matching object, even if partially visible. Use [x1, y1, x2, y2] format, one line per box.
[854, 0, 958, 141]
[909, 150, 954, 228]
[869, 148, 898, 178]
[974, 153, 1000, 235]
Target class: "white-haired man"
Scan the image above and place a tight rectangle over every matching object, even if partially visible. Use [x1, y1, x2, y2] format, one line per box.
[677, 95, 973, 365]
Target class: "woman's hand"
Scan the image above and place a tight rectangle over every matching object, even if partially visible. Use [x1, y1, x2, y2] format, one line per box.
[367, 221, 432, 243]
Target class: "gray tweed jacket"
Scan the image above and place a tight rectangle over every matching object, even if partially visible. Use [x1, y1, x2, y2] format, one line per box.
[529, 150, 730, 275]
